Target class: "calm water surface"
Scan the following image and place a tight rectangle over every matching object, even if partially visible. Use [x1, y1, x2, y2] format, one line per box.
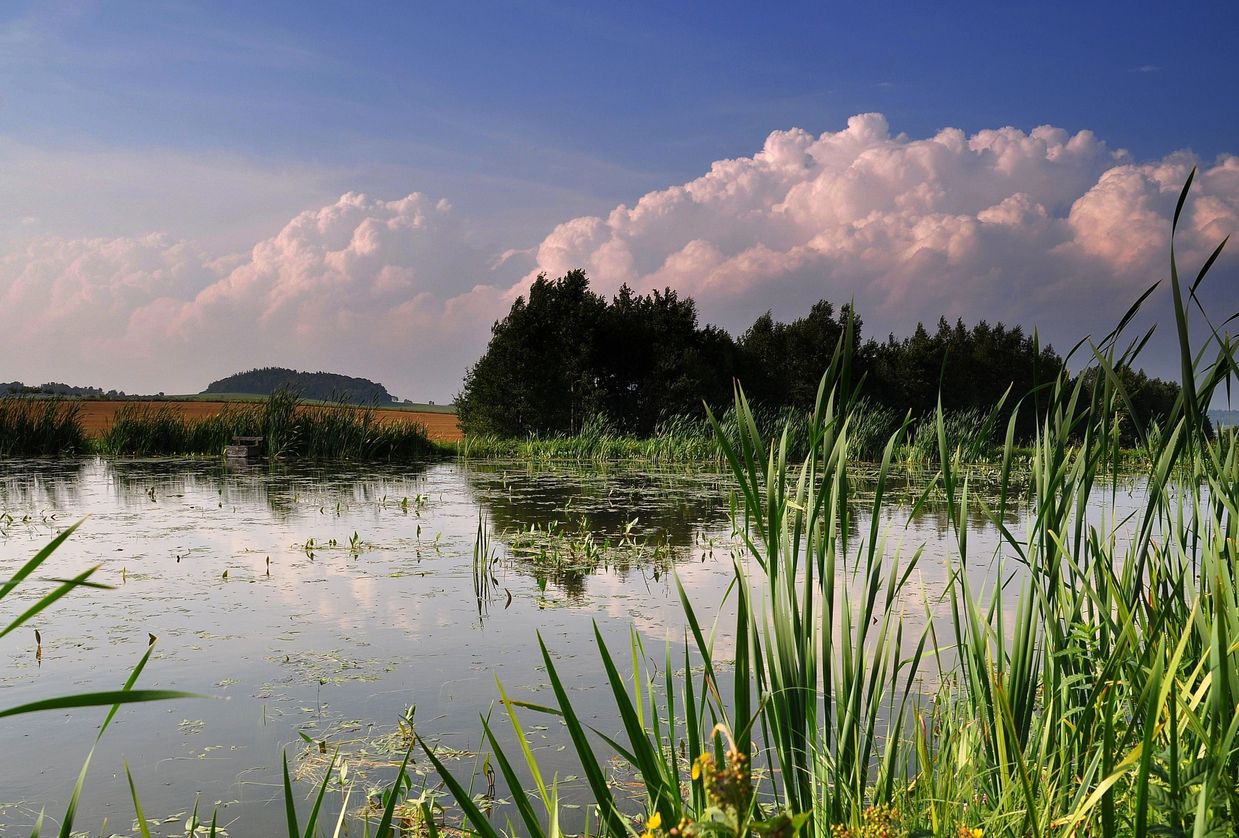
[0, 457, 1146, 835]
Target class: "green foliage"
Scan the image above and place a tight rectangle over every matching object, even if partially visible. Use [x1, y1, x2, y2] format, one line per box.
[455, 400, 988, 465]
[457, 272, 738, 437]
[866, 317, 1061, 435]
[736, 299, 861, 409]
[1, 380, 127, 398]
[457, 272, 1183, 453]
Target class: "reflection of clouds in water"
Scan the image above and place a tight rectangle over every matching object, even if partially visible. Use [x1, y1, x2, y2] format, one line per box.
[0, 458, 90, 511]
[0, 456, 1156, 835]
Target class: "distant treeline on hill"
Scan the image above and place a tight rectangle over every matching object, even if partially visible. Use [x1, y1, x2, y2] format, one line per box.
[202, 367, 397, 404]
[457, 270, 1188, 443]
[2, 381, 131, 398]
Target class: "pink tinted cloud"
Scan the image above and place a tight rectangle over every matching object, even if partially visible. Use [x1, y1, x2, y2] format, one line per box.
[520, 115, 1236, 342]
[1, 114, 1235, 398]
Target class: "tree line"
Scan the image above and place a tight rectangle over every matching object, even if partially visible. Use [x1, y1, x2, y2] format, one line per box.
[456, 270, 1182, 441]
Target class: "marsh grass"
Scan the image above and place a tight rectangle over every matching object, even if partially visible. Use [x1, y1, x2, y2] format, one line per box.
[0, 397, 89, 457]
[97, 389, 441, 461]
[455, 399, 983, 466]
[426, 171, 1239, 837]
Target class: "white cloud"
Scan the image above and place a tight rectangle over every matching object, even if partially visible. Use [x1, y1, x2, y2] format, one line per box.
[1, 115, 1236, 399]
[0, 193, 505, 399]
[523, 115, 1238, 357]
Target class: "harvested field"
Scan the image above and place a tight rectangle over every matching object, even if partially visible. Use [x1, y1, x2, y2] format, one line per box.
[72, 399, 462, 442]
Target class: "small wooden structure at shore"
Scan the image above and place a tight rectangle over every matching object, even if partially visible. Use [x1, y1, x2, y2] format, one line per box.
[224, 436, 264, 459]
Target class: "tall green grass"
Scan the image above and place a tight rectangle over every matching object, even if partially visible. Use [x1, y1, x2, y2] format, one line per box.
[0, 397, 89, 456]
[455, 398, 986, 466]
[427, 171, 1239, 837]
[97, 390, 441, 460]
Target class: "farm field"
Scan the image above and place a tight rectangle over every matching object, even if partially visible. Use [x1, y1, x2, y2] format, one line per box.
[69, 398, 463, 443]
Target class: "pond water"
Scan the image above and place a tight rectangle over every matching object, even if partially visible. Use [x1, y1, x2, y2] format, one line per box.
[0, 457, 1148, 835]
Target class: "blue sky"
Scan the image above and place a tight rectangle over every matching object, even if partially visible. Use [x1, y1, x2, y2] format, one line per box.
[1, 1, 1236, 399]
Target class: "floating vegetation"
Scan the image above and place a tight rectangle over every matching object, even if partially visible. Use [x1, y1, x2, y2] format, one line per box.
[270, 650, 398, 686]
[502, 517, 676, 574]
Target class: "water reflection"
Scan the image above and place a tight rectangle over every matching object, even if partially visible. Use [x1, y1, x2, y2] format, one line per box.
[0, 457, 91, 513]
[461, 461, 734, 545]
[99, 457, 433, 520]
[0, 455, 1122, 835]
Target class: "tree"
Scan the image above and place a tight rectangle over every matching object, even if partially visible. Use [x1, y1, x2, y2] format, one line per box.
[737, 301, 863, 409]
[866, 318, 1063, 434]
[457, 273, 739, 436]
[595, 286, 738, 433]
[203, 367, 395, 403]
[456, 268, 1179, 447]
[456, 270, 607, 436]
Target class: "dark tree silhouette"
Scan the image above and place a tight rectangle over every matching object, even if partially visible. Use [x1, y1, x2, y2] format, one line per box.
[203, 368, 396, 404]
[457, 268, 1183, 441]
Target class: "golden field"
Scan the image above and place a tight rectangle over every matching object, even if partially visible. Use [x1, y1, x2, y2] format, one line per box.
[72, 399, 463, 443]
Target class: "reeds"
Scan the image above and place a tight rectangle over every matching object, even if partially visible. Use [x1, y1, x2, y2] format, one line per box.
[428, 171, 1239, 836]
[455, 400, 978, 466]
[97, 390, 441, 461]
[0, 397, 89, 456]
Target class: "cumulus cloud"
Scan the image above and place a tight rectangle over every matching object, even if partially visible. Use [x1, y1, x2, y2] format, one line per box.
[2, 114, 1236, 399]
[525, 114, 1237, 357]
[0, 193, 506, 398]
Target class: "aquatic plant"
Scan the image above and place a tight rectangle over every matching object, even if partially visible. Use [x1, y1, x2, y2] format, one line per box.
[425, 171, 1239, 837]
[455, 401, 1001, 466]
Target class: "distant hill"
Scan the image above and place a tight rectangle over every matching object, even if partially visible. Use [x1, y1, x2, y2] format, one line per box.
[202, 367, 397, 404]
[1210, 409, 1239, 431]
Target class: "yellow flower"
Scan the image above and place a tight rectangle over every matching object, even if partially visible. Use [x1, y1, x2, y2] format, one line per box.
[647, 812, 662, 830]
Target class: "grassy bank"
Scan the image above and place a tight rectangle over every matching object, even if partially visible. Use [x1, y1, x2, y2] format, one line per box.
[0, 396, 90, 456]
[98, 390, 442, 459]
[0, 390, 445, 460]
[1, 390, 1168, 468]
[454, 400, 1157, 467]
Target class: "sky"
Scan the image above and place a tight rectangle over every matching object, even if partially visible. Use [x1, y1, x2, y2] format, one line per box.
[1, 0, 1236, 402]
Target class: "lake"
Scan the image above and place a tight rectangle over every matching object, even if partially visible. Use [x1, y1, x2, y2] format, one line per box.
[0, 457, 1148, 835]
